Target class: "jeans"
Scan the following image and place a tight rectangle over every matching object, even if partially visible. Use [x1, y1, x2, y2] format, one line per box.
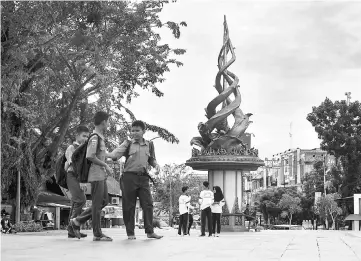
[201, 207, 213, 236]
[121, 173, 154, 235]
[75, 180, 108, 237]
[212, 213, 221, 234]
[178, 213, 189, 235]
[66, 172, 86, 222]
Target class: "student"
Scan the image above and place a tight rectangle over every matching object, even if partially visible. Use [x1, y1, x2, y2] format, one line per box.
[178, 186, 193, 236]
[199, 181, 214, 237]
[211, 186, 225, 237]
[109, 120, 162, 240]
[69, 111, 114, 241]
[65, 125, 89, 238]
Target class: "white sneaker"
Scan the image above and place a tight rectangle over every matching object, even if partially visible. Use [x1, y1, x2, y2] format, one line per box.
[216, 234, 220, 237]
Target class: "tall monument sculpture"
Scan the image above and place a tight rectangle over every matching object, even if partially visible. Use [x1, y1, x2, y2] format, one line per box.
[186, 16, 264, 231]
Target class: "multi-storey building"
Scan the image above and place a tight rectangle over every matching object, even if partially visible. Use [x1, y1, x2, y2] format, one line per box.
[249, 148, 336, 193]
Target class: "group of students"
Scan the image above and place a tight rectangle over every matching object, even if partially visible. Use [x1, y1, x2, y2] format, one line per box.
[64, 111, 162, 241]
[178, 181, 225, 237]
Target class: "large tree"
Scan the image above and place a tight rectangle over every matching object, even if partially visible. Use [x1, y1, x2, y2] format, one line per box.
[1, 1, 186, 211]
[153, 164, 203, 224]
[278, 194, 302, 226]
[307, 98, 361, 197]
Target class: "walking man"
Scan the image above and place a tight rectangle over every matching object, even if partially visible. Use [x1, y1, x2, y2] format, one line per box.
[65, 125, 89, 238]
[110, 120, 162, 240]
[199, 181, 214, 237]
[70, 111, 114, 241]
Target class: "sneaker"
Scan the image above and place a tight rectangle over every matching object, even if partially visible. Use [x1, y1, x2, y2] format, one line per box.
[93, 234, 113, 241]
[127, 235, 136, 240]
[69, 220, 81, 239]
[68, 232, 87, 238]
[216, 234, 220, 237]
[147, 233, 163, 239]
[199, 234, 206, 237]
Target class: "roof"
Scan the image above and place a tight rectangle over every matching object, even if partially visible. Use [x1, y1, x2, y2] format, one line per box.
[344, 214, 361, 221]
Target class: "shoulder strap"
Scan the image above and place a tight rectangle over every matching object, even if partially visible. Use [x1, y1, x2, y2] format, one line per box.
[87, 133, 101, 152]
[124, 140, 132, 163]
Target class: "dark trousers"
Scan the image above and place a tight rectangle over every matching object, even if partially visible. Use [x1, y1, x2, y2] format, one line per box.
[67, 172, 86, 222]
[75, 180, 108, 237]
[178, 213, 189, 235]
[188, 214, 193, 234]
[212, 213, 221, 234]
[121, 173, 154, 235]
[201, 207, 213, 236]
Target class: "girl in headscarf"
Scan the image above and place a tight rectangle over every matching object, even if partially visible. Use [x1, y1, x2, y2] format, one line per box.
[211, 186, 225, 237]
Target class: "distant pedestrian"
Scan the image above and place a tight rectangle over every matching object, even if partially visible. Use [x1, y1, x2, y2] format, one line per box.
[199, 181, 214, 237]
[211, 186, 225, 237]
[178, 186, 194, 236]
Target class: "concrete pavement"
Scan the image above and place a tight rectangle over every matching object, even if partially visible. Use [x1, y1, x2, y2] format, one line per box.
[1, 228, 361, 261]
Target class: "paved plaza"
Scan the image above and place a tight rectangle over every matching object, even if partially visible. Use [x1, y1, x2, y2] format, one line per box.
[1, 228, 361, 261]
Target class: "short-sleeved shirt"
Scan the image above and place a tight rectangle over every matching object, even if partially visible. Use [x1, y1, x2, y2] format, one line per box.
[86, 131, 107, 182]
[113, 139, 156, 173]
[64, 141, 80, 172]
[199, 190, 214, 210]
[179, 195, 191, 215]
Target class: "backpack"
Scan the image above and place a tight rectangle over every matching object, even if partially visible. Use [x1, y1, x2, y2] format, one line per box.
[55, 154, 68, 189]
[71, 133, 101, 183]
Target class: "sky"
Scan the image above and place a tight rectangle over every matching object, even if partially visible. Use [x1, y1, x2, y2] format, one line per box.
[127, 0, 361, 167]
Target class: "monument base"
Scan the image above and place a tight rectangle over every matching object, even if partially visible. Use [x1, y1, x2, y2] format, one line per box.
[222, 225, 249, 232]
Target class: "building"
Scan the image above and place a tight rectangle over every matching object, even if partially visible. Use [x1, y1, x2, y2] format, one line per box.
[248, 148, 336, 193]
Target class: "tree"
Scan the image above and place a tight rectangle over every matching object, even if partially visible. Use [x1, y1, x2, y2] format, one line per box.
[1, 1, 186, 212]
[253, 186, 298, 224]
[315, 193, 343, 230]
[152, 164, 203, 224]
[278, 194, 302, 226]
[307, 98, 361, 197]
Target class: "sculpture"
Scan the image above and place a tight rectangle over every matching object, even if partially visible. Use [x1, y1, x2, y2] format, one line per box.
[190, 16, 253, 154]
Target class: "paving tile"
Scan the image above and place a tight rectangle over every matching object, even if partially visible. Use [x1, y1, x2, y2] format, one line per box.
[2, 229, 361, 261]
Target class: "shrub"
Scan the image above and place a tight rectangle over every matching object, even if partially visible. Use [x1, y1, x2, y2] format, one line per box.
[14, 221, 43, 232]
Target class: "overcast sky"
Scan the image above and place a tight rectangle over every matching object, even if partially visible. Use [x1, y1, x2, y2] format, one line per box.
[128, 0, 361, 167]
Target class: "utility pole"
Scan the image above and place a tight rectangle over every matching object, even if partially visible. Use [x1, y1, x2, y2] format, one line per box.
[169, 172, 173, 227]
[16, 170, 21, 223]
[345, 92, 351, 106]
[289, 122, 293, 149]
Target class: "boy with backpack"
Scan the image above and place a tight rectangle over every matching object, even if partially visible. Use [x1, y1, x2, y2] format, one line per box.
[69, 111, 114, 241]
[108, 120, 162, 240]
[64, 125, 89, 238]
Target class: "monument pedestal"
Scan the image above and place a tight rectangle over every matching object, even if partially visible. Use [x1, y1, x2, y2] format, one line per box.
[186, 154, 264, 232]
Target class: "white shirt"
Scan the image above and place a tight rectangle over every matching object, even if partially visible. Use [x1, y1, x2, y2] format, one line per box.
[199, 190, 214, 210]
[211, 198, 225, 213]
[179, 195, 191, 215]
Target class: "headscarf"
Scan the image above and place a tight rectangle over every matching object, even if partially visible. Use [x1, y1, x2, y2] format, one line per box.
[213, 186, 224, 202]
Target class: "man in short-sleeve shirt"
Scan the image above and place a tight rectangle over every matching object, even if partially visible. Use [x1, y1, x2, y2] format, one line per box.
[199, 181, 214, 237]
[69, 111, 113, 242]
[109, 120, 162, 240]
